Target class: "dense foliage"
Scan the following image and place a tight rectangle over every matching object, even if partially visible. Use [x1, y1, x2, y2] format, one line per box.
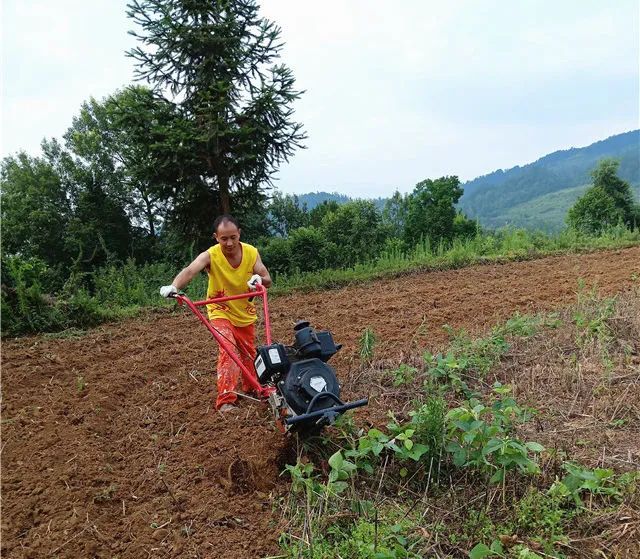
[2, 2, 639, 337]
[279, 293, 640, 558]
[127, 0, 306, 223]
[567, 159, 640, 234]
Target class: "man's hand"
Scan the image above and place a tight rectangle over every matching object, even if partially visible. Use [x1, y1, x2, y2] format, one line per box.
[160, 285, 178, 298]
[247, 274, 262, 291]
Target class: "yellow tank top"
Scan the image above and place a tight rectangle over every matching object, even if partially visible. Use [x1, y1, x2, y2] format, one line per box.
[206, 243, 259, 326]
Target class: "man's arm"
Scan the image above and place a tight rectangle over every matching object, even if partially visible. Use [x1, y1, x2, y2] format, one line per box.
[253, 252, 272, 288]
[171, 251, 211, 291]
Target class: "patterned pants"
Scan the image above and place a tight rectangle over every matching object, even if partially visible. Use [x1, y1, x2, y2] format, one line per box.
[211, 319, 258, 409]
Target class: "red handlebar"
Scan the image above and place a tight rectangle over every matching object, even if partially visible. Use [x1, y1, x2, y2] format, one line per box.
[175, 284, 272, 345]
[173, 286, 274, 399]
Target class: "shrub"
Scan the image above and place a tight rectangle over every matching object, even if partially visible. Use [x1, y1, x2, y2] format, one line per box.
[1, 255, 64, 335]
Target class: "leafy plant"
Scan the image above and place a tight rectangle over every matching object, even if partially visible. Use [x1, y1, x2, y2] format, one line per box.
[469, 539, 506, 559]
[76, 375, 87, 392]
[345, 428, 390, 474]
[386, 427, 430, 463]
[409, 396, 446, 459]
[390, 364, 418, 387]
[327, 451, 357, 494]
[285, 460, 321, 501]
[424, 351, 475, 397]
[445, 385, 542, 483]
[549, 463, 624, 508]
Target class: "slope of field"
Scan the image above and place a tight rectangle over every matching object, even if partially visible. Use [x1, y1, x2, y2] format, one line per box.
[458, 129, 640, 229]
[468, 182, 640, 231]
[477, 183, 589, 231]
[2, 247, 639, 558]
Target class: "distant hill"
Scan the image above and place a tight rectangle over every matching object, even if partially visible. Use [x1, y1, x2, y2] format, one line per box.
[295, 191, 386, 211]
[294, 130, 639, 232]
[295, 191, 351, 210]
[458, 130, 640, 231]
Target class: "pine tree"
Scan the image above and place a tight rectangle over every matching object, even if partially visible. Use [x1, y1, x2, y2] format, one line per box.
[126, 0, 306, 222]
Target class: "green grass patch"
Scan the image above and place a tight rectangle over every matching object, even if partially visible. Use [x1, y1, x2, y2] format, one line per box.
[2, 225, 639, 336]
[268, 225, 640, 295]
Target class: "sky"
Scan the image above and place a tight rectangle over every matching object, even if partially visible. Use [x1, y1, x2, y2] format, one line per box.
[2, 0, 638, 198]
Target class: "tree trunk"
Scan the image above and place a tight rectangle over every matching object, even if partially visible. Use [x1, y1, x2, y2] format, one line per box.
[218, 173, 231, 214]
[141, 192, 156, 238]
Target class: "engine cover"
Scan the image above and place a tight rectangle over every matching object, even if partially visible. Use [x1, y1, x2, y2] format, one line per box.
[281, 358, 340, 415]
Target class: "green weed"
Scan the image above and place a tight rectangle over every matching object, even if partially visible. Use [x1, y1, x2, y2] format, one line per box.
[280, 510, 420, 559]
[445, 385, 542, 484]
[93, 484, 117, 502]
[76, 375, 86, 392]
[359, 327, 376, 363]
[409, 396, 446, 460]
[390, 364, 418, 386]
[550, 462, 626, 508]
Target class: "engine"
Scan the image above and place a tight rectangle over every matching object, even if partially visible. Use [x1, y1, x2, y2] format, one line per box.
[254, 320, 366, 433]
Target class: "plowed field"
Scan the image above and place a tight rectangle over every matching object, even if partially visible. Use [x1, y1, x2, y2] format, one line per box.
[2, 247, 639, 558]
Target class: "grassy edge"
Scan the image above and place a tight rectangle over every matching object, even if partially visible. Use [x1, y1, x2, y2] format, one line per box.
[277, 290, 640, 559]
[268, 239, 640, 297]
[4, 233, 639, 339]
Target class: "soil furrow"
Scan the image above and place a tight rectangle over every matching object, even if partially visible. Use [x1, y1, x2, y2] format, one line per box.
[2, 246, 639, 558]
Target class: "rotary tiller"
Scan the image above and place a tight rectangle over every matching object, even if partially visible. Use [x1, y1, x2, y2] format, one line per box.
[174, 286, 368, 434]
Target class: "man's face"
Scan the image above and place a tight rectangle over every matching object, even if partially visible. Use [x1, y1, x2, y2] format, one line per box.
[214, 222, 241, 255]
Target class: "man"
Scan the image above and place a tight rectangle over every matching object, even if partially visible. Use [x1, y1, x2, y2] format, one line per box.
[160, 215, 272, 412]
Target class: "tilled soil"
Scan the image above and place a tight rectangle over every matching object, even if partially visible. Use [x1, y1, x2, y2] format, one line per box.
[2, 246, 639, 558]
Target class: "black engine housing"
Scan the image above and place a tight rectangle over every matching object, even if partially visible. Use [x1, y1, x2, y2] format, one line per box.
[255, 321, 343, 417]
[281, 358, 341, 414]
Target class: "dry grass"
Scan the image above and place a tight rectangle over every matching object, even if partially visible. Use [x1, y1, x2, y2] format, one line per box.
[496, 288, 640, 473]
[297, 287, 640, 558]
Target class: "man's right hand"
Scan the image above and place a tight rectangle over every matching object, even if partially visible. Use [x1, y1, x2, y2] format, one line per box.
[160, 285, 178, 298]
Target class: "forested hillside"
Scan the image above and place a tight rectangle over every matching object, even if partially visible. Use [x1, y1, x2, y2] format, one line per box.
[292, 131, 639, 232]
[2, 0, 638, 337]
[458, 129, 640, 230]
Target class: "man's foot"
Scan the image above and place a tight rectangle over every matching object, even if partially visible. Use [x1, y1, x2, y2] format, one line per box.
[218, 404, 237, 413]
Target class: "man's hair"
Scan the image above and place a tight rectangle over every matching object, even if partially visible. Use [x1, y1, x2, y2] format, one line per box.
[212, 214, 240, 235]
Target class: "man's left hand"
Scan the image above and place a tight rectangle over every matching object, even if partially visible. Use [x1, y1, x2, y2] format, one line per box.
[247, 274, 262, 290]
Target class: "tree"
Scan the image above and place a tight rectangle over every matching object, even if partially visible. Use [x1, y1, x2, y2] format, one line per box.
[259, 236, 291, 276]
[288, 226, 335, 273]
[590, 159, 637, 226]
[567, 159, 639, 234]
[64, 183, 132, 269]
[567, 187, 623, 234]
[1, 153, 72, 267]
[309, 200, 340, 228]
[51, 105, 139, 267]
[452, 212, 479, 239]
[382, 190, 409, 238]
[126, 0, 306, 223]
[319, 200, 386, 268]
[268, 192, 309, 236]
[404, 176, 464, 245]
[71, 87, 187, 239]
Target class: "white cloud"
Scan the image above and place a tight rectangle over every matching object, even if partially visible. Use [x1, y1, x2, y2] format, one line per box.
[2, 0, 638, 198]
[2, 0, 135, 156]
